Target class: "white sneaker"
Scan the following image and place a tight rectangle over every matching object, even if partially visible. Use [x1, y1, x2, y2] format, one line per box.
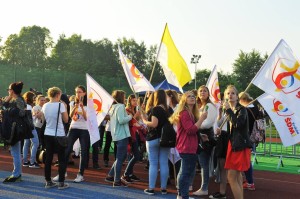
[177, 196, 194, 199]
[193, 189, 208, 196]
[53, 172, 67, 182]
[73, 174, 84, 183]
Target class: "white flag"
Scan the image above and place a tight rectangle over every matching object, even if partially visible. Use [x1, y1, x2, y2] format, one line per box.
[86, 73, 114, 145]
[251, 39, 300, 112]
[206, 65, 221, 106]
[118, 46, 155, 93]
[257, 93, 300, 146]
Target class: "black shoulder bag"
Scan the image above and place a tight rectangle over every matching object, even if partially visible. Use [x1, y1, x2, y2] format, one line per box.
[55, 103, 68, 148]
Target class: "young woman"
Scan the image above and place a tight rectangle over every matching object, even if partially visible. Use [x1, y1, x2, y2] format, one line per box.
[58, 85, 90, 183]
[32, 95, 46, 149]
[105, 90, 132, 187]
[223, 85, 251, 199]
[239, 92, 260, 191]
[169, 91, 207, 199]
[2, 82, 26, 183]
[209, 93, 229, 199]
[122, 94, 142, 183]
[143, 90, 171, 195]
[42, 87, 69, 189]
[22, 91, 40, 168]
[193, 85, 217, 196]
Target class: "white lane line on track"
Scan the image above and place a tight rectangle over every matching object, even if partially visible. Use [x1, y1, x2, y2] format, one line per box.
[256, 177, 300, 185]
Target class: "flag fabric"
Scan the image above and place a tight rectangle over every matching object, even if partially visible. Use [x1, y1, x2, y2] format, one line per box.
[118, 46, 155, 93]
[251, 39, 300, 112]
[257, 93, 300, 146]
[157, 24, 192, 91]
[86, 73, 114, 145]
[206, 65, 221, 106]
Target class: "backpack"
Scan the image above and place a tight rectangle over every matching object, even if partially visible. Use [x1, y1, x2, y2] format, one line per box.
[160, 122, 176, 148]
[248, 108, 266, 144]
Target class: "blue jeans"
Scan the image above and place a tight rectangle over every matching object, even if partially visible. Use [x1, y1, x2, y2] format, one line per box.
[10, 141, 22, 177]
[244, 163, 254, 184]
[108, 138, 128, 182]
[124, 139, 140, 176]
[178, 154, 197, 199]
[198, 151, 210, 191]
[146, 138, 169, 189]
[65, 129, 90, 175]
[23, 129, 39, 164]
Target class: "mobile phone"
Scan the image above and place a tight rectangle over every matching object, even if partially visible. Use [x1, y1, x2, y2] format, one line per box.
[80, 96, 83, 102]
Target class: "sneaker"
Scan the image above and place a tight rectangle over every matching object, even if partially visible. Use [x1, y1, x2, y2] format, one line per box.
[113, 180, 128, 187]
[29, 162, 41, 168]
[144, 189, 155, 195]
[121, 175, 133, 183]
[129, 174, 140, 182]
[53, 172, 67, 182]
[23, 162, 30, 167]
[93, 164, 102, 170]
[45, 181, 57, 189]
[243, 183, 255, 190]
[105, 176, 114, 183]
[177, 196, 195, 199]
[74, 174, 84, 183]
[3, 175, 22, 183]
[104, 160, 109, 167]
[161, 189, 167, 195]
[209, 192, 226, 199]
[193, 189, 208, 196]
[58, 182, 69, 190]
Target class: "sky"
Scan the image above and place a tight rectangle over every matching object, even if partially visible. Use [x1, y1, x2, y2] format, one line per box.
[1, 0, 300, 77]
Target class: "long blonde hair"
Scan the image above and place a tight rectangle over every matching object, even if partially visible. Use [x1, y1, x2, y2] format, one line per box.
[169, 91, 199, 125]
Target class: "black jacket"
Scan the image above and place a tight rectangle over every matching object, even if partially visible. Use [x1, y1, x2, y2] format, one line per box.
[225, 103, 252, 152]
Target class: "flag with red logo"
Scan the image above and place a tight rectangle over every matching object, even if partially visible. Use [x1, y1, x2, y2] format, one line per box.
[206, 65, 221, 106]
[86, 73, 114, 145]
[251, 39, 300, 111]
[118, 46, 155, 93]
[257, 93, 300, 146]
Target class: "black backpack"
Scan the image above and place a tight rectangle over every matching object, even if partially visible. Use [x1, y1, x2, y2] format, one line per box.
[160, 121, 176, 148]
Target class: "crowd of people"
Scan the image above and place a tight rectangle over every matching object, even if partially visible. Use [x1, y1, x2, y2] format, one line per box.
[0, 81, 262, 199]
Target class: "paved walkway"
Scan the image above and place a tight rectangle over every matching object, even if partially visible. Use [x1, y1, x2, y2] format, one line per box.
[0, 171, 177, 199]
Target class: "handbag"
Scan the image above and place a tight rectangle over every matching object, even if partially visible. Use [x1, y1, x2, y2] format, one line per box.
[55, 103, 68, 148]
[160, 122, 176, 148]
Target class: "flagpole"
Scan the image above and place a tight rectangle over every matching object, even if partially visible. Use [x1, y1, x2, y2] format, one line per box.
[148, 23, 168, 83]
[142, 23, 168, 106]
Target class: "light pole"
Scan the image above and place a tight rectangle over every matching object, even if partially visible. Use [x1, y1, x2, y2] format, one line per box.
[191, 54, 201, 89]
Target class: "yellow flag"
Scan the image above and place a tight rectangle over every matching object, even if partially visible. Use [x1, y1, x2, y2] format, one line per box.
[157, 24, 192, 89]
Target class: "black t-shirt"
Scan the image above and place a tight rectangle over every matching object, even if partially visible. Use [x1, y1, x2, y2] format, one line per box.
[148, 105, 173, 135]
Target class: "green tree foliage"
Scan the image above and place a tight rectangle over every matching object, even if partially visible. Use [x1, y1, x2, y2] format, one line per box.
[232, 49, 267, 97]
[1, 26, 52, 68]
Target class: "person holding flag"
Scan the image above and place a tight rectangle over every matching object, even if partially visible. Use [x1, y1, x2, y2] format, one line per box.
[169, 91, 207, 199]
[223, 85, 252, 199]
[105, 90, 132, 187]
[53, 85, 90, 183]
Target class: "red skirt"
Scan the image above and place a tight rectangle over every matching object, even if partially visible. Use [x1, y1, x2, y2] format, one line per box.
[224, 141, 251, 171]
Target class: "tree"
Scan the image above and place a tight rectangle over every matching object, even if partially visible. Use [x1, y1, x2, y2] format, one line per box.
[232, 49, 267, 97]
[1, 26, 52, 68]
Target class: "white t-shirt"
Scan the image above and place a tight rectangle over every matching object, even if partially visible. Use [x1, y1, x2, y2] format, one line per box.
[69, 101, 88, 130]
[42, 102, 66, 136]
[32, 105, 44, 128]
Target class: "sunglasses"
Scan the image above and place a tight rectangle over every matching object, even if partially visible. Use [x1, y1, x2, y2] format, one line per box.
[7, 88, 12, 91]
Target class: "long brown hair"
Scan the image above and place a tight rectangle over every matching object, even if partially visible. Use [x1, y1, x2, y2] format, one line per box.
[197, 85, 213, 108]
[153, 90, 168, 111]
